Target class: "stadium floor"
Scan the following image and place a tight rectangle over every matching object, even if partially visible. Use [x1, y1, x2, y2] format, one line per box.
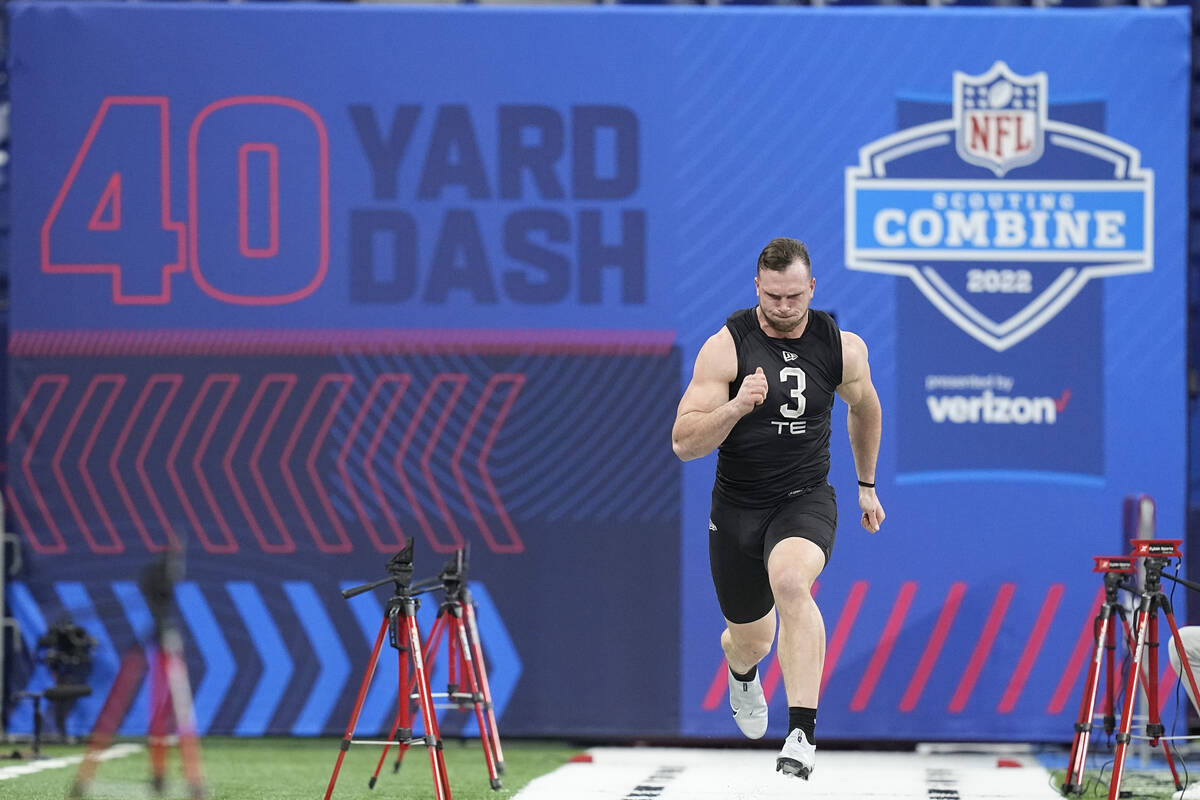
[512, 745, 1067, 799]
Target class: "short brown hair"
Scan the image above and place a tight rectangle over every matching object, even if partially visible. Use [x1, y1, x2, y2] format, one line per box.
[757, 237, 811, 274]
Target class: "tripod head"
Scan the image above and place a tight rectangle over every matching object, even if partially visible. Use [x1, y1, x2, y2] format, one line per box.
[1094, 555, 1137, 599]
[438, 547, 469, 602]
[342, 541, 416, 599]
[1128, 539, 1182, 594]
[1094, 556, 1135, 574]
[140, 548, 185, 636]
[341, 540, 442, 600]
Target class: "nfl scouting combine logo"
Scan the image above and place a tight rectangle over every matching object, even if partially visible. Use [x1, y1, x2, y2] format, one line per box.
[845, 61, 1153, 352]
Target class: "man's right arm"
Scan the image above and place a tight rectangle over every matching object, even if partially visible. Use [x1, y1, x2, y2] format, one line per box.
[671, 328, 766, 462]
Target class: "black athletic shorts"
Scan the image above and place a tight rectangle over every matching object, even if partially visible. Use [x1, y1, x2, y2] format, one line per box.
[708, 482, 837, 625]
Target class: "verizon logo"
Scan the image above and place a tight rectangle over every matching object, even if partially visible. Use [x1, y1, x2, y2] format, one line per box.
[926, 388, 1070, 425]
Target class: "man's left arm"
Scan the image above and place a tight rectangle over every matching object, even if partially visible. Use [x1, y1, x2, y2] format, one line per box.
[836, 330, 885, 533]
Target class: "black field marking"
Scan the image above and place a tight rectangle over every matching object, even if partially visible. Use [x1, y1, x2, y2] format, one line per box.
[622, 765, 684, 799]
[926, 767, 961, 799]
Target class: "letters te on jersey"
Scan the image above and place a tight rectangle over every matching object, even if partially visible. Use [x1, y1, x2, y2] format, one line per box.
[845, 61, 1153, 352]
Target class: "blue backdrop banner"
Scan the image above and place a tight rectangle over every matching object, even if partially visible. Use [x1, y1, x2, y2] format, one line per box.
[5, 2, 1190, 743]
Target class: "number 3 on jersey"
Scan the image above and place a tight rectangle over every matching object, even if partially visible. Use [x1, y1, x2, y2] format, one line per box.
[779, 367, 807, 419]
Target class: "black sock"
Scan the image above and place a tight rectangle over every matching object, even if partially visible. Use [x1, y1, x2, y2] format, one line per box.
[789, 706, 817, 743]
[729, 664, 757, 683]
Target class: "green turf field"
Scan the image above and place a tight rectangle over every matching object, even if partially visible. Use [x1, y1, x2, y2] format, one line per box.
[0, 737, 579, 800]
[1049, 766, 1192, 799]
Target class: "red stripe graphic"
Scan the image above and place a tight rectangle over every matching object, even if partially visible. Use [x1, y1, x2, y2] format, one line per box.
[338, 374, 409, 553]
[225, 375, 294, 554]
[9, 328, 676, 357]
[419, 375, 470, 553]
[365, 376, 413, 549]
[304, 375, 355, 554]
[949, 582, 1017, 713]
[821, 580, 869, 697]
[75, 375, 128, 554]
[281, 374, 353, 554]
[702, 585, 821, 711]
[133, 375, 184, 552]
[997, 582, 1064, 712]
[10, 370, 526, 555]
[702, 659, 731, 712]
[1159, 662, 1178, 714]
[851, 581, 918, 712]
[111, 375, 181, 552]
[248, 375, 299, 554]
[452, 374, 526, 555]
[393, 378, 444, 552]
[762, 582, 821, 702]
[900, 581, 967, 712]
[192, 375, 241, 554]
[51, 375, 126, 553]
[167, 375, 240, 554]
[1046, 585, 1106, 714]
[6, 375, 70, 554]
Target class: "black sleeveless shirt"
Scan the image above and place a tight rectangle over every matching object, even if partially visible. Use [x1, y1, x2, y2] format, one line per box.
[714, 307, 843, 507]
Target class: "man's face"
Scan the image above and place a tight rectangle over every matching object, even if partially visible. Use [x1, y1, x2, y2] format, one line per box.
[755, 260, 814, 335]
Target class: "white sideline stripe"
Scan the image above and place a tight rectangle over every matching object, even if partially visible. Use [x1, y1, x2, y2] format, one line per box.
[0, 743, 144, 781]
[513, 747, 1063, 799]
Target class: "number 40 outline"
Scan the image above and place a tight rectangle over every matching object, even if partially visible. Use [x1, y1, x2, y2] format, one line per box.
[40, 95, 330, 306]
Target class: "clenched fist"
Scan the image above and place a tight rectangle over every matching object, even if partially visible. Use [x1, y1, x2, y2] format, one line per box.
[733, 366, 768, 416]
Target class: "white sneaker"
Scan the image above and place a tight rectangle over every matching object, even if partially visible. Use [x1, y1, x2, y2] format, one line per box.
[727, 669, 768, 739]
[776, 728, 816, 779]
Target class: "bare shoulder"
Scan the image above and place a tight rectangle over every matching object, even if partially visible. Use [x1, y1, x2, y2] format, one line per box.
[694, 326, 738, 382]
[677, 327, 738, 416]
[839, 329, 870, 384]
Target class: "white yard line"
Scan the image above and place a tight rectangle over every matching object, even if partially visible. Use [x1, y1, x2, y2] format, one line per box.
[0, 743, 144, 781]
[514, 746, 1064, 799]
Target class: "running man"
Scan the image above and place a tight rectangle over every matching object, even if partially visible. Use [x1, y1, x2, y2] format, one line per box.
[671, 237, 885, 779]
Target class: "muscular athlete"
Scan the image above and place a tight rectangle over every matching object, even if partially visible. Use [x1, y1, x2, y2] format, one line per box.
[672, 237, 884, 779]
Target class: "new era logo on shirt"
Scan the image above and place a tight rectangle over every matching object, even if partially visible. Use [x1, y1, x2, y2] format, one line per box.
[782, 351, 798, 362]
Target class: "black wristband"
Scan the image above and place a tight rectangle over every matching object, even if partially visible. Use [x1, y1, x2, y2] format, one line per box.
[857, 480, 875, 488]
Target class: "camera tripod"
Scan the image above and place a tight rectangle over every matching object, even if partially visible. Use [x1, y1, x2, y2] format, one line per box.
[1064, 539, 1200, 800]
[1063, 554, 1142, 794]
[372, 548, 504, 791]
[70, 553, 206, 800]
[324, 541, 452, 800]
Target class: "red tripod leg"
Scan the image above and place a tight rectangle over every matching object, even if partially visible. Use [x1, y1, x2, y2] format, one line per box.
[448, 614, 460, 707]
[161, 629, 207, 800]
[406, 603, 452, 800]
[1117, 613, 1159, 706]
[1144, 613, 1183, 790]
[325, 617, 390, 800]
[464, 596, 504, 774]
[1109, 599, 1151, 800]
[149, 646, 170, 789]
[70, 647, 148, 798]
[453, 611, 501, 790]
[1064, 609, 1111, 793]
[392, 611, 437, 777]
[396, 614, 448, 777]
[370, 636, 412, 789]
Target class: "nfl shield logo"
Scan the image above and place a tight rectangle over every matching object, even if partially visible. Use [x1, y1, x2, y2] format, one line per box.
[954, 62, 1047, 176]
[845, 59, 1152, 351]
